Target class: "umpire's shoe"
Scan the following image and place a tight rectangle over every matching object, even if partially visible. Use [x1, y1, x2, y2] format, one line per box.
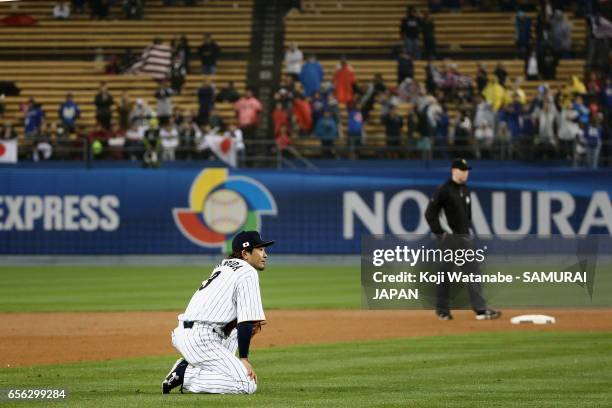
[162, 358, 189, 394]
[475, 309, 502, 320]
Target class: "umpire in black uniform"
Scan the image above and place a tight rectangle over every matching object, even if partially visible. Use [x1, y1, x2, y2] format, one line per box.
[425, 158, 501, 321]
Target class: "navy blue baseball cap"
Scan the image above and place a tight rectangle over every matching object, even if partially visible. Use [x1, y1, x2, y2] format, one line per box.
[232, 231, 275, 252]
[451, 158, 472, 171]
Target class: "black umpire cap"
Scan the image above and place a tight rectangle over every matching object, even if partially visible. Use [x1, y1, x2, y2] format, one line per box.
[451, 158, 472, 171]
[232, 231, 275, 252]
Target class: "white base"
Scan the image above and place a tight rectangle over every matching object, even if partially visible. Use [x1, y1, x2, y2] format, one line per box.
[510, 314, 556, 325]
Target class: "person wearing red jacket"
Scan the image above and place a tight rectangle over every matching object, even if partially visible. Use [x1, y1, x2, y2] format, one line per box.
[333, 57, 356, 105]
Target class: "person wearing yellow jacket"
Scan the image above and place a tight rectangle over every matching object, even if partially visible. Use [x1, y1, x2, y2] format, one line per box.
[482, 76, 505, 111]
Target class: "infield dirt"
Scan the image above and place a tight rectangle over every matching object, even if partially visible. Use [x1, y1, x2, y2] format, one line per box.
[1, 309, 611, 367]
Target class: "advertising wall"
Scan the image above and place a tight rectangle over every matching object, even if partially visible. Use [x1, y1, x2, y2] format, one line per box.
[1, 167, 611, 254]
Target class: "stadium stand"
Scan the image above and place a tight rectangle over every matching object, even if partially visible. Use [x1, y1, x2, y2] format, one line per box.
[0, 0, 253, 158]
[0, 0, 252, 56]
[288, 58, 587, 152]
[285, 1, 586, 56]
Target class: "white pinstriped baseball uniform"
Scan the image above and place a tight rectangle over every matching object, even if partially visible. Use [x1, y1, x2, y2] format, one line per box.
[171, 258, 265, 394]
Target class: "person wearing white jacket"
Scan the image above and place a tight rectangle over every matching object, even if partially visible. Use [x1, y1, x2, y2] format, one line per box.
[284, 43, 303, 81]
[533, 99, 558, 158]
[557, 107, 581, 160]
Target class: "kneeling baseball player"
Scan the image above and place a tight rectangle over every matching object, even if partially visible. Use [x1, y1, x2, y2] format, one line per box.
[162, 230, 273, 394]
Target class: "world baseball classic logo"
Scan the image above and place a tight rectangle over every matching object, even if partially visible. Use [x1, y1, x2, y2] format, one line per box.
[173, 168, 277, 251]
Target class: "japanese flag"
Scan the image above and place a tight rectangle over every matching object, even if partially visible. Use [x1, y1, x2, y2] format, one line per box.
[0, 139, 17, 163]
[200, 134, 237, 168]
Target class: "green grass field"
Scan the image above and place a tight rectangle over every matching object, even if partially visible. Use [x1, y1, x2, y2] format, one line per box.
[0, 265, 360, 312]
[1, 265, 611, 407]
[1, 332, 611, 408]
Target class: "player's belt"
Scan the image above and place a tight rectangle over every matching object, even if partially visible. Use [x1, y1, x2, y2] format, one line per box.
[182, 321, 226, 337]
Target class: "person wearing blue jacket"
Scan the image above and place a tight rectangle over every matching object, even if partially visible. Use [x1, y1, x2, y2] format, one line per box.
[314, 110, 338, 158]
[24, 98, 45, 138]
[58, 92, 81, 133]
[299, 55, 324, 97]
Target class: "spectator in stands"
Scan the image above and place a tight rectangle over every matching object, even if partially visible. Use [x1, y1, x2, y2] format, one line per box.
[234, 88, 263, 139]
[346, 100, 364, 159]
[33, 123, 55, 162]
[197, 33, 221, 75]
[116, 90, 132, 131]
[453, 110, 473, 158]
[550, 10, 572, 58]
[22, 98, 45, 139]
[400, 6, 421, 59]
[381, 105, 403, 157]
[474, 121, 494, 159]
[314, 109, 338, 158]
[433, 104, 449, 158]
[143, 117, 161, 167]
[300, 54, 324, 97]
[89, 0, 110, 20]
[572, 95, 590, 125]
[397, 51, 414, 85]
[558, 106, 581, 160]
[501, 93, 524, 140]
[105, 55, 120, 74]
[525, 48, 540, 80]
[505, 77, 527, 105]
[272, 101, 290, 136]
[1, 123, 17, 140]
[160, 119, 179, 161]
[208, 108, 226, 132]
[170, 55, 187, 94]
[474, 95, 495, 129]
[482, 76, 505, 111]
[533, 99, 558, 158]
[196, 77, 215, 126]
[360, 73, 386, 122]
[155, 80, 174, 125]
[53, 1, 71, 19]
[275, 122, 293, 154]
[310, 90, 327, 130]
[86, 123, 110, 159]
[475, 62, 488, 94]
[176, 35, 191, 74]
[107, 123, 125, 160]
[421, 10, 436, 60]
[226, 123, 246, 166]
[494, 62, 509, 87]
[292, 94, 313, 137]
[58, 92, 80, 134]
[216, 81, 241, 103]
[583, 113, 603, 168]
[333, 57, 356, 104]
[124, 0, 144, 19]
[515, 10, 532, 56]
[94, 82, 113, 130]
[284, 43, 303, 82]
[72, 0, 86, 14]
[129, 98, 152, 128]
[178, 113, 202, 159]
[496, 121, 512, 160]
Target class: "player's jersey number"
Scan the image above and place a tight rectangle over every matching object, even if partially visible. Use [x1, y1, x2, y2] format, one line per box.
[198, 270, 221, 291]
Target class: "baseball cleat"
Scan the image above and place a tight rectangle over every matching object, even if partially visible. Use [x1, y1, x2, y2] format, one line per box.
[162, 358, 188, 394]
[475, 309, 502, 320]
[436, 311, 453, 320]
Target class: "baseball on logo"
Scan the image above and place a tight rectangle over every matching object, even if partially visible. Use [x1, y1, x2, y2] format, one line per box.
[203, 189, 248, 234]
